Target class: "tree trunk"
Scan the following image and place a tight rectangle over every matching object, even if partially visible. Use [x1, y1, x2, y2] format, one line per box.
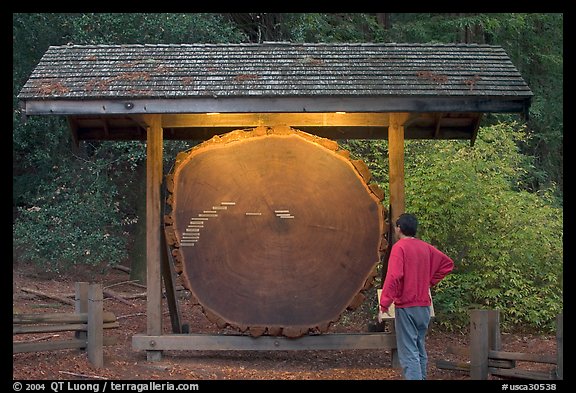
[129, 162, 147, 285]
[376, 13, 391, 30]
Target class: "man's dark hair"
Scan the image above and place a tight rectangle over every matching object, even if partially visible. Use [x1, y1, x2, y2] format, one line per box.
[396, 213, 418, 237]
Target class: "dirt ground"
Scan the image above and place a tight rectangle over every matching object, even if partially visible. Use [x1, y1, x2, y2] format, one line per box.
[12, 262, 559, 381]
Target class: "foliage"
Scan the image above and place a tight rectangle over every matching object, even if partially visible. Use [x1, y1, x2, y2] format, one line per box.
[286, 13, 383, 42]
[12, 146, 128, 272]
[407, 123, 562, 333]
[343, 122, 563, 333]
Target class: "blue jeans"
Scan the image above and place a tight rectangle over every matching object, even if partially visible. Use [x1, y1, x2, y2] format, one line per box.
[395, 306, 431, 380]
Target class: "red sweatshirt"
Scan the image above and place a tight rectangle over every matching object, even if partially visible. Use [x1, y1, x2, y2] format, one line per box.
[380, 237, 454, 312]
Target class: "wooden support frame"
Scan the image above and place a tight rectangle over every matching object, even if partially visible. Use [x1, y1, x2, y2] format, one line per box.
[388, 113, 409, 233]
[134, 113, 412, 360]
[133, 333, 396, 351]
[161, 190, 184, 334]
[144, 114, 164, 361]
[385, 113, 409, 367]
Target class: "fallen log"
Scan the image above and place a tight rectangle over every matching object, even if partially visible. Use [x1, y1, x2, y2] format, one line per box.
[112, 265, 131, 274]
[105, 280, 146, 290]
[103, 288, 134, 306]
[20, 287, 75, 306]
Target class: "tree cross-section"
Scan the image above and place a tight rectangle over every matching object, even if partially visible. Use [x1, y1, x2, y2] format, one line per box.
[165, 126, 387, 338]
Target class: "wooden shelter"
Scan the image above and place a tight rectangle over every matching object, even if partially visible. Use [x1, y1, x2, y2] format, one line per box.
[18, 42, 532, 360]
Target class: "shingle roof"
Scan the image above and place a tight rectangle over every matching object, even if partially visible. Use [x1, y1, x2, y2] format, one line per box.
[18, 42, 532, 102]
[17, 42, 533, 142]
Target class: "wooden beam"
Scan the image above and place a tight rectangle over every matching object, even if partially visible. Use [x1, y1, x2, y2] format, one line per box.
[489, 350, 557, 364]
[13, 336, 117, 354]
[129, 114, 154, 130]
[384, 112, 410, 369]
[433, 113, 443, 138]
[22, 96, 531, 116]
[161, 226, 183, 334]
[74, 124, 478, 142]
[469, 113, 483, 146]
[70, 111, 483, 142]
[13, 312, 117, 325]
[144, 114, 163, 361]
[162, 113, 391, 128]
[488, 367, 557, 380]
[388, 112, 410, 236]
[13, 321, 118, 334]
[132, 333, 396, 351]
[436, 358, 515, 373]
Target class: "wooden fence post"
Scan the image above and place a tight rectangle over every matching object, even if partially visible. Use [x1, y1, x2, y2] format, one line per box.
[556, 312, 563, 380]
[74, 282, 88, 346]
[87, 283, 104, 368]
[470, 309, 489, 380]
[487, 309, 501, 351]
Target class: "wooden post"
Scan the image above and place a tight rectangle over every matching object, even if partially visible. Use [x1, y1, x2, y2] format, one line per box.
[388, 113, 409, 238]
[556, 312, 563, 380]
[487, 309, 501, 351]
[470, 310, 489, 380]
[387, 113, 409, 366]
[74, 282, 88, 345]
[145, 114, 163, 361]
[161, 225, 183, 333]
[87, 283, 103, 368]
[389, 321, 400, 369]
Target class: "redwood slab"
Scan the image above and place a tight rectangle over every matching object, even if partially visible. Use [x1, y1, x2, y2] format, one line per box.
[166, 126, 387, 337]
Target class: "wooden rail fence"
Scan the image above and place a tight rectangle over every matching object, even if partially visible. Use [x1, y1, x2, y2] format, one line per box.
[436, 309, 563, 380]
[13, 282, 118, 368]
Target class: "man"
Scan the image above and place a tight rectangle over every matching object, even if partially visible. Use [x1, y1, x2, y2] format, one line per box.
[379, 213, 454, 380]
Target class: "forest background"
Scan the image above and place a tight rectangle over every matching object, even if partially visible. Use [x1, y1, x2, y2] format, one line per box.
[12, 13, 563, 334]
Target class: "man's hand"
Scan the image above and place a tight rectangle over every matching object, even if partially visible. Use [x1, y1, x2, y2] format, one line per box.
[378, 305, 389, 323]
